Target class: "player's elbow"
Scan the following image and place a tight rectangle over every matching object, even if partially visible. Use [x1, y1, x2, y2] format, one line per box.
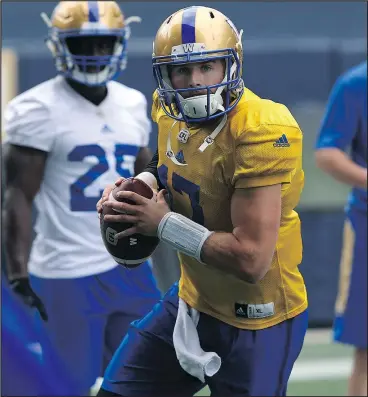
[315, 148, 341, 172]
[239, 262, 270, 284]
[4, 187, 33, 208]
[235, 246, 272, 284]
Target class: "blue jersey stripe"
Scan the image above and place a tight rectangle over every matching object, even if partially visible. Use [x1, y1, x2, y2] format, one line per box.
[88, 2, 99, 22]
[181, 7, 197, 44]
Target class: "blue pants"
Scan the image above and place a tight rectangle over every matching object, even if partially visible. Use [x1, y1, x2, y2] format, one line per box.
[30, 263, 161, 392]
[333, 210, 367, 349]
[102, 283, 308, 397]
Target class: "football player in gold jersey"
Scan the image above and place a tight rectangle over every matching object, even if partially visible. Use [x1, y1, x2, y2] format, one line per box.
[97, 6, 308, 397]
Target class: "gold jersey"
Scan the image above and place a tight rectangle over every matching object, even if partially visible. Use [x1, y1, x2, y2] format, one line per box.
[152, 88, 307, 330]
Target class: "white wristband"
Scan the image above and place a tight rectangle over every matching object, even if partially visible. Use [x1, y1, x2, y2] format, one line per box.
[157, 212, 213, 263]
[135, 172, 158, 190]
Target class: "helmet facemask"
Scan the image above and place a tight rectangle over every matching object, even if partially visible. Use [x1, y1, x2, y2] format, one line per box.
[153, 45, 244, 124]
[46, 29, 127, 86]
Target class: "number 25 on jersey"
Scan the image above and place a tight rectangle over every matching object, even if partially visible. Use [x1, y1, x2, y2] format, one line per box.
[68, 143, 138, 211]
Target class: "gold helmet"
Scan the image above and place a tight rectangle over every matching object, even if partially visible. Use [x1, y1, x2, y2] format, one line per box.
[41, 1, 141, 86]
[152, 6, 244, 123]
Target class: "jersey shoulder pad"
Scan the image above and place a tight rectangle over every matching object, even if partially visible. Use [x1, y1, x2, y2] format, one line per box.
[151, 90, 160, 123]
[231, 96, 301, 142]
[230, 98, 303, 189]
[109, 81, 151, 147]
[3, 79, 58, 151]
[109, 81, 147, 109]
[340, 61, 367, 90]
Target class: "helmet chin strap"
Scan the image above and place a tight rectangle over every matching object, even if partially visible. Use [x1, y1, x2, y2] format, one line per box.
[72, 67, 111, 85]
[165, 110, 228, 167]
[175, 61, 237, 119]
[164, 59, 237, 166]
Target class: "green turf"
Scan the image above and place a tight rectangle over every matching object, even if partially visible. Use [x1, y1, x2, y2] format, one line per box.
[194, 379, 349, 397]
[298, 342, 353, 360]
[287, 379, 348, 396]
[194, 386, 210, 396]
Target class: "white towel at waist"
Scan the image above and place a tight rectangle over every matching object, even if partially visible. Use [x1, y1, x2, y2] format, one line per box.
[172, 297, 221, 383]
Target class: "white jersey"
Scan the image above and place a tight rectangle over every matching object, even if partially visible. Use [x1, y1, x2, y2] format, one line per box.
[4, 76, 151, 279]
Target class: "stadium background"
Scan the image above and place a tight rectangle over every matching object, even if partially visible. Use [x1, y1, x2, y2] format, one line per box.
[1, 2, 367, 395]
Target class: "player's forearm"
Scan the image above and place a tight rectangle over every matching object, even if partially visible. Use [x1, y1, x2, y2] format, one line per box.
[158, 212, 271, 284]
[315, 148, 367, 189]
[201, 232, 271, 283]
[3, 188, 34, 280]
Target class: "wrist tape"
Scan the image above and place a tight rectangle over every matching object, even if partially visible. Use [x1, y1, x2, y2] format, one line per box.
[157, 212, 213, 263]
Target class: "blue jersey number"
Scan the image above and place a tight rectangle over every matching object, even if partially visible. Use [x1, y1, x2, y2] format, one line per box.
[158, 164, 204, 225]
[68, 144, 138, 211]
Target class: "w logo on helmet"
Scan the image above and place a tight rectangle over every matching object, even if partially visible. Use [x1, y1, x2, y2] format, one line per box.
[182, 43, 195, 53]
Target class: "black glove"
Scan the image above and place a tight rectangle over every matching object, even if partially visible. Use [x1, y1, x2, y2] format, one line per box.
[10, 277, 48, 321]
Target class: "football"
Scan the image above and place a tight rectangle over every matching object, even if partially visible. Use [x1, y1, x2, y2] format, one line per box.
[100, 177, 159, 268]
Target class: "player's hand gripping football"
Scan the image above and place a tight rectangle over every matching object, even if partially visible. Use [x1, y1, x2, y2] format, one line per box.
[102, 189, 170, 238]
[96, 177, 126, 217]
[10, 277, 48, 321]
[96, 177, 158, 218]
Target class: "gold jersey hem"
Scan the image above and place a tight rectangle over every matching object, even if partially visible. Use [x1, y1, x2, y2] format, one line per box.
[179, 289, 308, 330]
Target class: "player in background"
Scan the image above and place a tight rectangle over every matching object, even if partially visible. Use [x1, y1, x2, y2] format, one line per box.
[315, 61, 367, 396]
[97, 6, 308, 396]
[2, 277, 84, 396]
[3, 2, 161, 394]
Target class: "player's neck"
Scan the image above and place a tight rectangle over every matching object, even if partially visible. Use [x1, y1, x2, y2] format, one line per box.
[65, 78, 108, 106]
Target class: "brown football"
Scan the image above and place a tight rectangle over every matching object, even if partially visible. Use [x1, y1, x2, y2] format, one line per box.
[100, 177, 159, 268]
